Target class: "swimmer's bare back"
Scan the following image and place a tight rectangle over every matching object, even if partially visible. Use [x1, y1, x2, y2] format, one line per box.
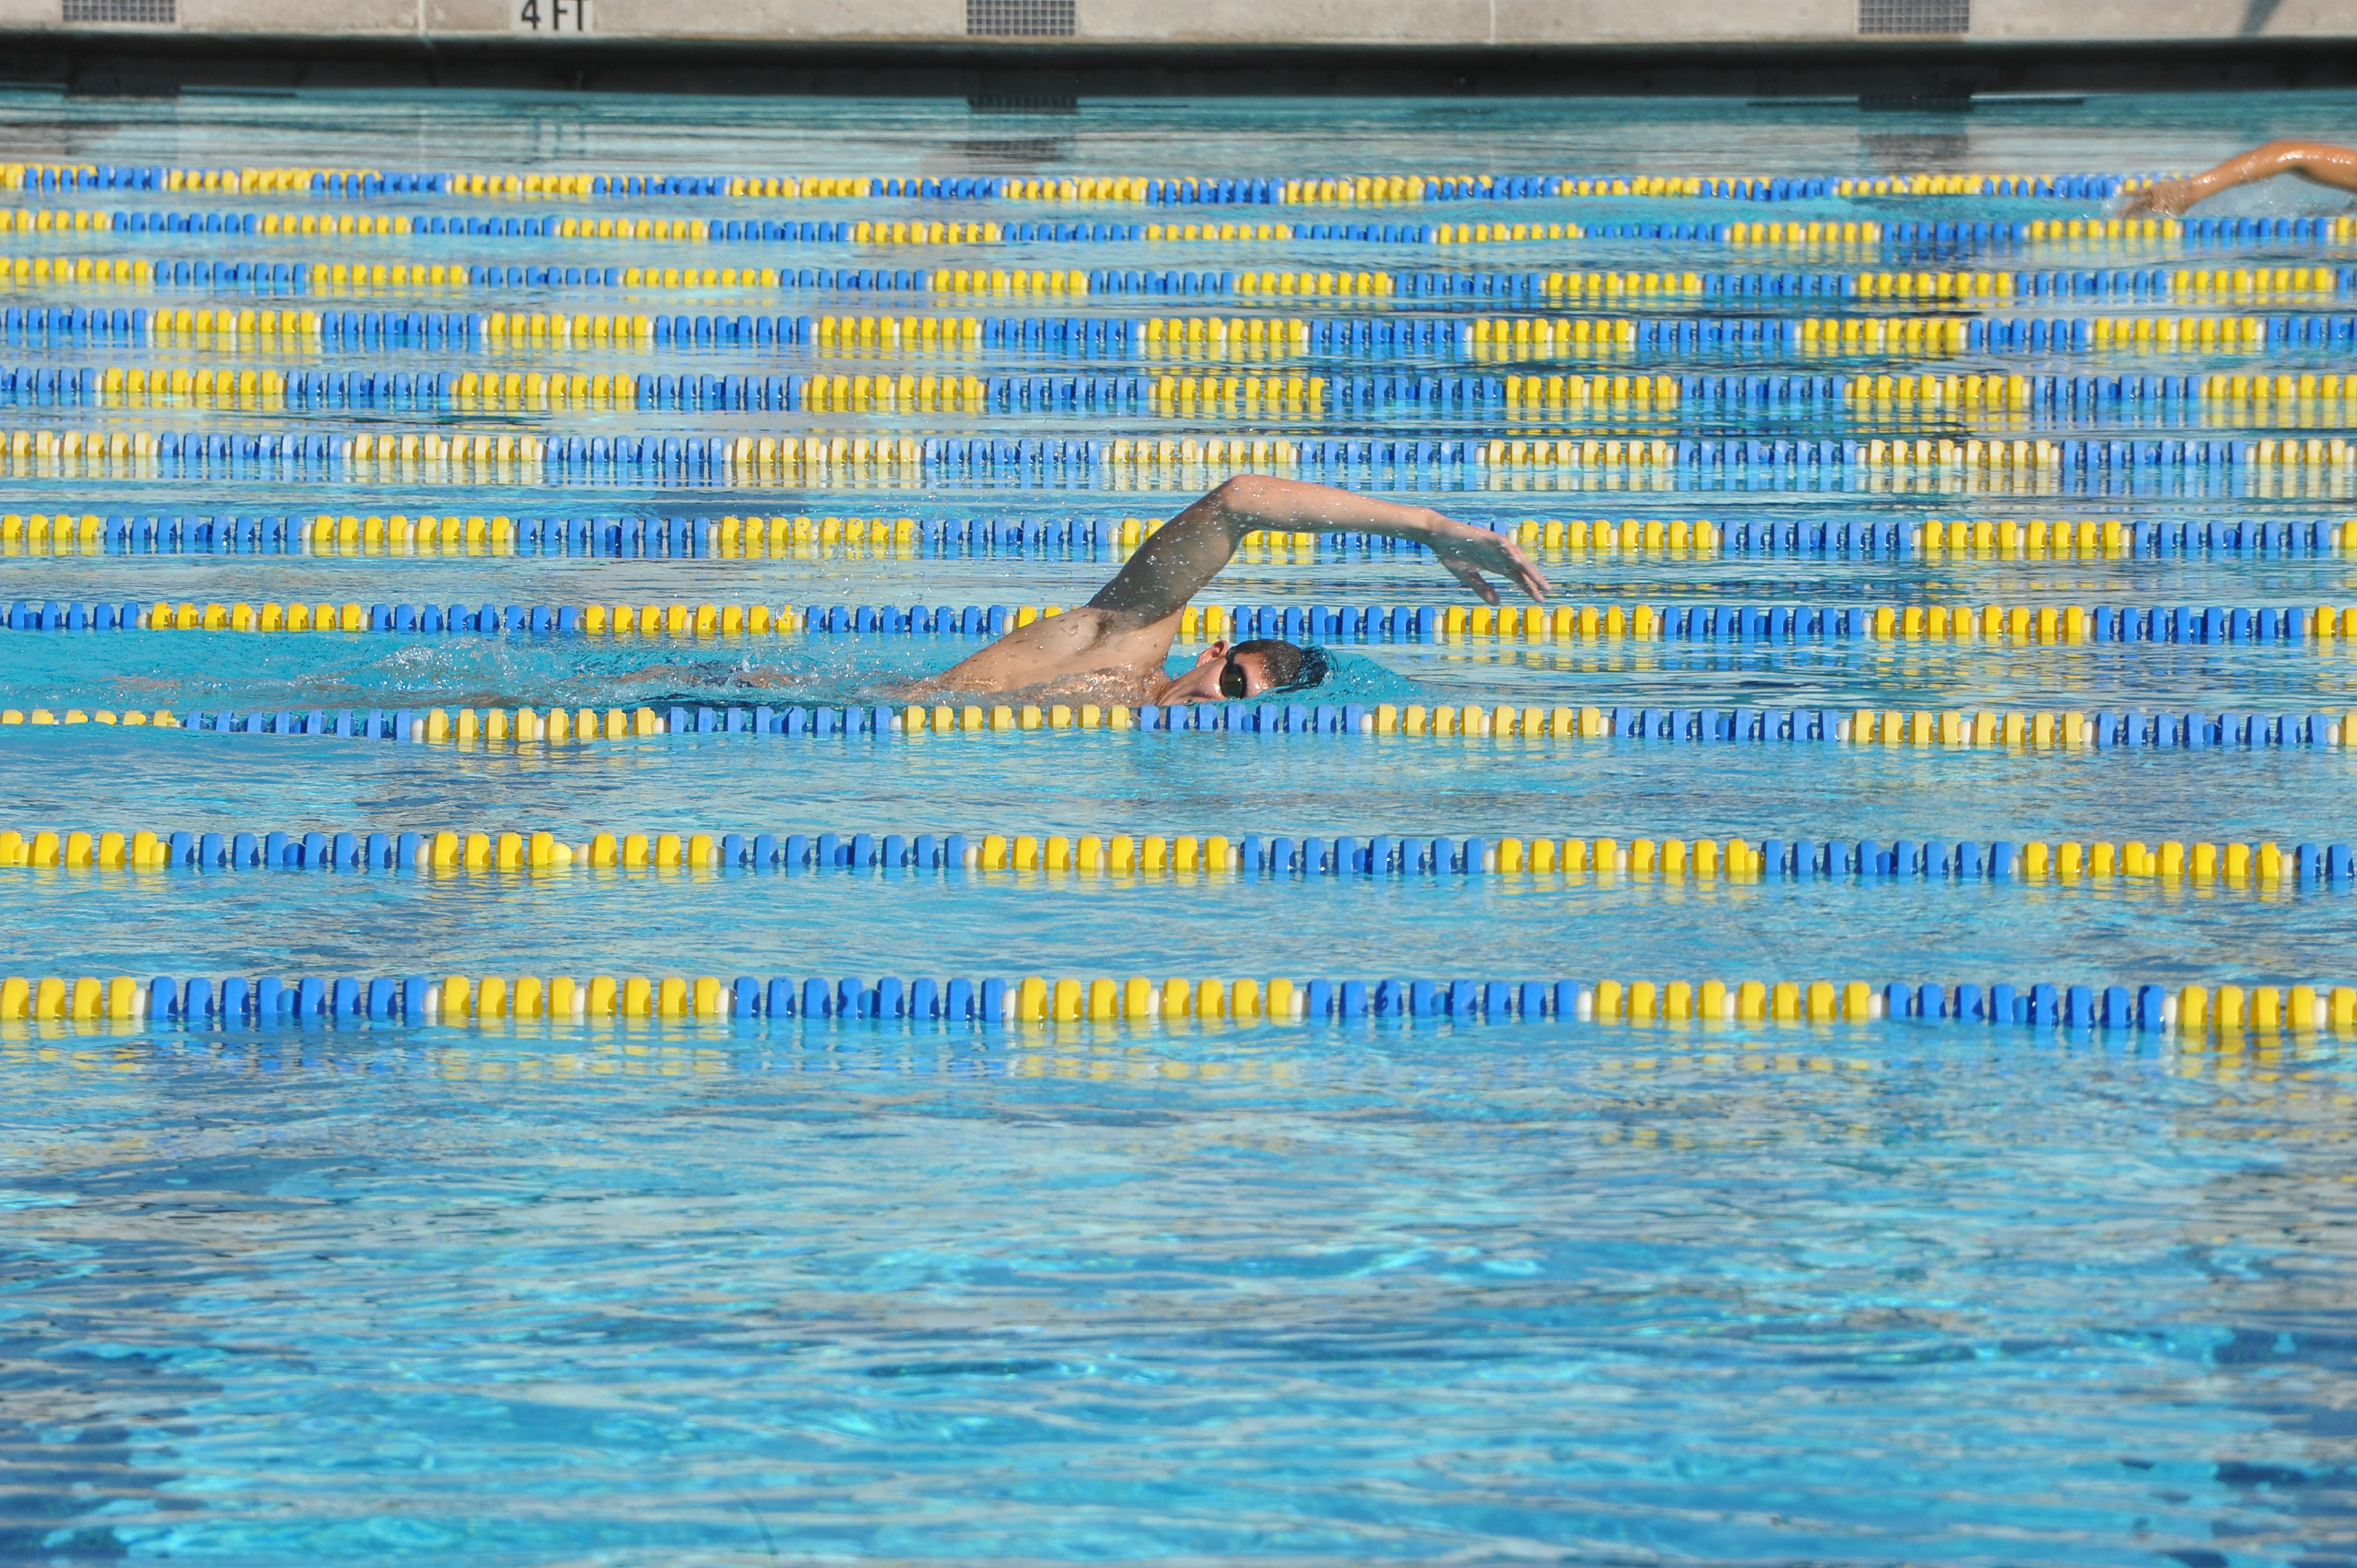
[889, 476, 1547, 705]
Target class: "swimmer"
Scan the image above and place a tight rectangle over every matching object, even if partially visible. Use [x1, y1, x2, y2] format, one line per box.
[2123, 140, 2357, 218]
[895, 475, 1550, 705]
[622, 478, 1548, 705]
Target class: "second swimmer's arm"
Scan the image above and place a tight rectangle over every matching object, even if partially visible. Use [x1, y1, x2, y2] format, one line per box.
[2129, 140, 2357, 216]
[1087, 475, 1551, 628]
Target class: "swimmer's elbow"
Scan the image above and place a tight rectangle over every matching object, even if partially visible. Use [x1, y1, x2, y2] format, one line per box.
[1208, 473, 1287, 513]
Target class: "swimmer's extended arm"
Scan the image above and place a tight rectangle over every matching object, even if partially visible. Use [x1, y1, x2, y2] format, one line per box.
[2126, 140, 2357, 217]
[896, 479, 1549, 700]
[1087, 475, 1551, 628]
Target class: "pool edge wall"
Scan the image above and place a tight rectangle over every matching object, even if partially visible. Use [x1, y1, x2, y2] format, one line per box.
[4, 29, 2357, 97]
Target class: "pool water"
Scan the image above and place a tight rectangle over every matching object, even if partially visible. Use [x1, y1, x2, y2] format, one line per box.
[6, 88, 2357, 1566]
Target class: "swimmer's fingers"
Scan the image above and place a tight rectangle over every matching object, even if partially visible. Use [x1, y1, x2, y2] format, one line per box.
[1442, 556, 1503, 606]
[1494, 535, 1552, 602]
[1434, 530, 1552, 603]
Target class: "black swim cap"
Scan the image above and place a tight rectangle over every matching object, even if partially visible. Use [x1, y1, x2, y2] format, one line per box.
[1228, 638, 1330, 695]
[1272, 644, 1331, 694]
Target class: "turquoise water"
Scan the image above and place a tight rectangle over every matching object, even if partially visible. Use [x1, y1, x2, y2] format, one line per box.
[8, 88, 2357, 1566]
[18, 1023, 2345, 1567]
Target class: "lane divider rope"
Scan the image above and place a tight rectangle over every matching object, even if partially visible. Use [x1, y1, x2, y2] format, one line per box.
[27, 208, 2323, 261]
[5, 970, 2351, 1034]
[33, 359, 2357, 425]
[15, 592, 2357, 647]
[7, 700, 2354, 751]
[20, 297, 2357, 358]
[16, 429, 2349, 489]
[0, 161, 2198, 205]
[25, 358, 2357, 430]
[6, 510, 2353, 563]
[8, 823, 2351, 886]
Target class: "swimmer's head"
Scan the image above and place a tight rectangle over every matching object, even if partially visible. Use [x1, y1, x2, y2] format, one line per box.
[1156, 638, 1331, 705]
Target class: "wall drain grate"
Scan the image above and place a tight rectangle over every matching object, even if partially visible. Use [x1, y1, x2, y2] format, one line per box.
[1858, 0, 1968, 33]
[64, 0, 176, 21]
[967, 0, 1075, 35]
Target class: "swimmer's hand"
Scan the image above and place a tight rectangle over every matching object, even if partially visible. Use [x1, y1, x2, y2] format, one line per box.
[2121, 178, 2199, 219]
[1426, 520, 1550, 606]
